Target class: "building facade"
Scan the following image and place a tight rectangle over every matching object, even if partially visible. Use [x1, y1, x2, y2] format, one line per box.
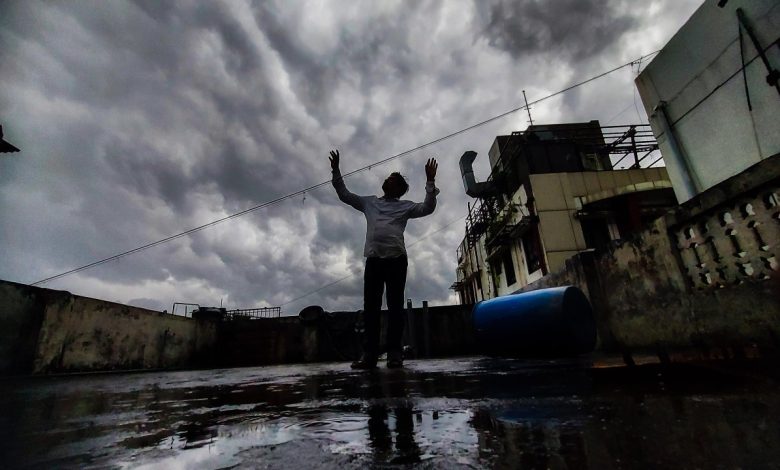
[453, 121, 678, 304]
[635, 0, 779, 203]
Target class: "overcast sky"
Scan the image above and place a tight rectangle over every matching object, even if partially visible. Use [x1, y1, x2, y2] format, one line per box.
[0, 0, 702, 314]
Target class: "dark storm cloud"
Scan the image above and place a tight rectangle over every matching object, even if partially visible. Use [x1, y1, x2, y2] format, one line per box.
[252, 3, 421, 115]
[35, 0, 317, 211]
[476, 0, 638, 61]
[0, 0, 703, 313]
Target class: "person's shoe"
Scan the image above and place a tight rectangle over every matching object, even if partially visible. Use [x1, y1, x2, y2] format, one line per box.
[386, 351, 404, 369]
[351, 355, 377, 370]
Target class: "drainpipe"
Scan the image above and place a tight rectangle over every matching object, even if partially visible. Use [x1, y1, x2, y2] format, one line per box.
[459, 151, 500, 198]
[737, 8, 780, 97]
[651, 101, 698, 201]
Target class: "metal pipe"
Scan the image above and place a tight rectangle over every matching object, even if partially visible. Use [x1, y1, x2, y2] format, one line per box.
[459, 150, 500, 198]
[651, 101, 697, 201]
[737, 8, 780, 96]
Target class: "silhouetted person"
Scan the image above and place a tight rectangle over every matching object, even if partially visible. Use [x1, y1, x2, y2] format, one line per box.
[329, 149, 439, 369]
[367, 403, 422, 464]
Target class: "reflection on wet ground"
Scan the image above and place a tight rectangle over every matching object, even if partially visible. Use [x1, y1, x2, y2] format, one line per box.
[1, 356, 779, 469]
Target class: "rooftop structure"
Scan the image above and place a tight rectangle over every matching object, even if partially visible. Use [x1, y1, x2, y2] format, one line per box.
[453, 121, 677, 304]
[636, 0, 780, 202]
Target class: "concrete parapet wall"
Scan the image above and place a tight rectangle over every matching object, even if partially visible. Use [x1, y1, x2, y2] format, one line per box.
[217, 304, 477, 367]
[597, 217, 777, 352]
[1, 276, 473, 374]
[218, 317, 305, 367]
[0, 280, 217, 375]
[408, 304, 476, 357]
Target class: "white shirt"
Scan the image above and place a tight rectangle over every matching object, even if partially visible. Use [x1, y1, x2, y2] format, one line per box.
[332, 168, 440, 258]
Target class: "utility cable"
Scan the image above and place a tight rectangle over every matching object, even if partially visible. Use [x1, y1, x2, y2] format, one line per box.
[31, 50, 662, 286]
[604, 102, 636, 125]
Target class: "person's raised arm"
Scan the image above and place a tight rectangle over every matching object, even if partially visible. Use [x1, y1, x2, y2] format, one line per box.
[408, 158, 439, 218]
[330, 149, 365, 212]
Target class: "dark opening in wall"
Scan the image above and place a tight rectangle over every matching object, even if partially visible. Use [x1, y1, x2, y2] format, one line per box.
[503, 250, 517, 286]
[522, 231, 543, 273]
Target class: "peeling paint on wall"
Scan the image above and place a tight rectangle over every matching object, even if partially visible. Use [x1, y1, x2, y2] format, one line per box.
[0, 280, 217, 375]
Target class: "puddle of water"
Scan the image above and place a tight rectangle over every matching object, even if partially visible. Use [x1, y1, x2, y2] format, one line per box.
[1, 357, 779, 469]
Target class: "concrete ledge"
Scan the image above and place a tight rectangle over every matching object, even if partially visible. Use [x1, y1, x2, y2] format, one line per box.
[0, 279, 217, 375]
[667, 153, 779, 225]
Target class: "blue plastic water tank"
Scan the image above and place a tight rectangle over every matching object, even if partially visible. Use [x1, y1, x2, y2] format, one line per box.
[472, 286, 597, 357]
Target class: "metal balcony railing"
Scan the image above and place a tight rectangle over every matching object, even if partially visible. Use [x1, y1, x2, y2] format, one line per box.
[225, 307, 281, 320]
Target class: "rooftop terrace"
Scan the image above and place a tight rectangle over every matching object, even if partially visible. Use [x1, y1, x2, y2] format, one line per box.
[2, 356, 778, 468]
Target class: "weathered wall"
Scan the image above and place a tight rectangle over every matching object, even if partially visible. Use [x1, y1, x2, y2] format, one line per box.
[519, 157, 780, 355]
[215, 304, 476, 368]
[596, 217, 777, 352]
[0, 281, 47, 374]
[1, 277, 474, 374]
[34, 293, 218, 374]
[0, 280, 218, 375]
[531, 168, 671, 273]
[407, 304, 476, 357]
[217, 317, 305, 367]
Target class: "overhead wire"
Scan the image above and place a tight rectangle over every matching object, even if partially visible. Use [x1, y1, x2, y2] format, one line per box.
[604, 101, 636, 125]
[31, 49, 663, 287]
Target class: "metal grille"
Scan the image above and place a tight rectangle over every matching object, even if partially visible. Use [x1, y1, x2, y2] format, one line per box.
[674, 185, 779, 288]
[225, 307, 281, 320]
[465, 197, 501, 248]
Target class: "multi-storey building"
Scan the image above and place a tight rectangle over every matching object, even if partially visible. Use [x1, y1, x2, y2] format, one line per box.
[452, 121, 678, 304]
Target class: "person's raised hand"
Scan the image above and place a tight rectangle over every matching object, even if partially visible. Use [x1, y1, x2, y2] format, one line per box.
[425, 158, 438, 182]
[329, 149, 340, 171]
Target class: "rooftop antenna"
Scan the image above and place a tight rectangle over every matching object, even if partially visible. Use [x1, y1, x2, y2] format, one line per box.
[522, 90, 534, 126]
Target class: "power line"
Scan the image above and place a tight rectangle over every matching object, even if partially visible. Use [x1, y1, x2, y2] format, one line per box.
[31, 50, 662, 286]
[280, 214, 467, 310]
[604, 55, 660, 126]
[604, 102, 636, 125]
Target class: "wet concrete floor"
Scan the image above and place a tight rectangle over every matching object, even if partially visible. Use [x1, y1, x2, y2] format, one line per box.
[1, 356, 779, 469]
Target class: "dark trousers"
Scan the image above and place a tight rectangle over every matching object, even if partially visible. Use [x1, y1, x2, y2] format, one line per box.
[363, 255, 408, 358]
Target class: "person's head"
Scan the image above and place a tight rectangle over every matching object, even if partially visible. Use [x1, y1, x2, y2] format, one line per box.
[382, 172, 409, 199]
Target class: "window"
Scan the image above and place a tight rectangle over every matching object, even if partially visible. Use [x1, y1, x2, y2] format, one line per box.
[490, 258, 502, 291]
[492, 259, 502, 276]
[522, 231, 542, 273]
[581, 218, 612, 252]
[502, 250, 517, 286]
